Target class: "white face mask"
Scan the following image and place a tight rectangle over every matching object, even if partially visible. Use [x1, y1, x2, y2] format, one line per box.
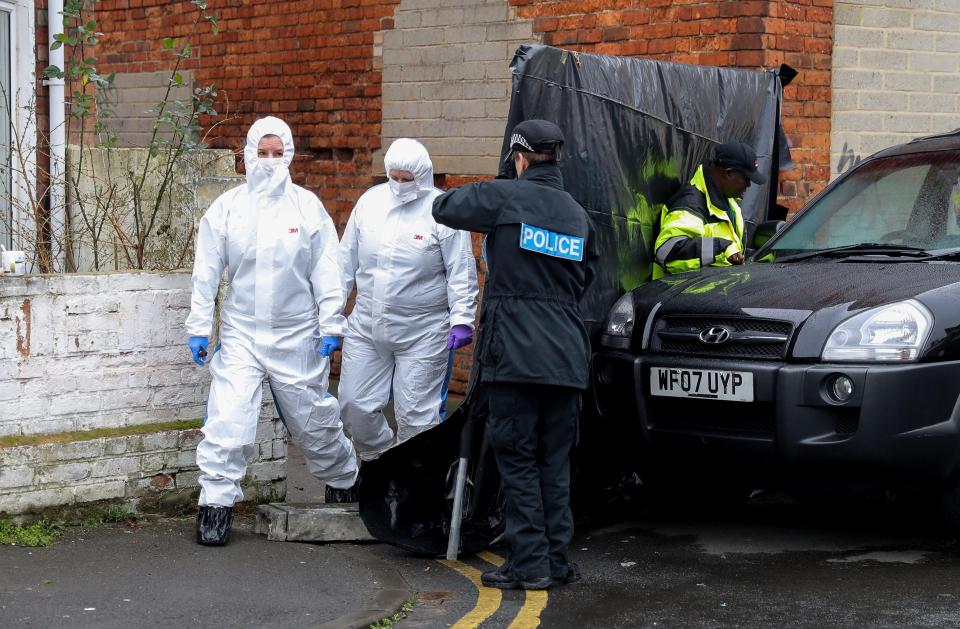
[258, 157, 284, 174]
[388, 178, 418, 203]
[248, 156, 289, 195]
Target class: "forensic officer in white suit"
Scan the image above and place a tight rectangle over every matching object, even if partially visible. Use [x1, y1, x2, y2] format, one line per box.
[186, 116, 358, 545]
[326, 138, 478, 470]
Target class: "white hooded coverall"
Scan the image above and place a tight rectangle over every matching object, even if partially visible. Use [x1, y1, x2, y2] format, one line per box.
[338, 138, 478, 460]
[186, 116, 358, 507]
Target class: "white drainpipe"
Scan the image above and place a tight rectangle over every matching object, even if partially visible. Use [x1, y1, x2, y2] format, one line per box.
[47, 0, 66, 270]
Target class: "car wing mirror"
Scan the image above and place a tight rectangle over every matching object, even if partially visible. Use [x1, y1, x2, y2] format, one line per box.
[752, 219, 786, 250]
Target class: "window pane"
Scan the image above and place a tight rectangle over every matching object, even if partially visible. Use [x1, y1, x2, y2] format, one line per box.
[771, 151, 960, 253]
[0, 10, 10, 250]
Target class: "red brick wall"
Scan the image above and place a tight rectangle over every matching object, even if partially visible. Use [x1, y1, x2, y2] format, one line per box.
[34, 0, 397, 379]
[92, 0, 399, 227]
[38, 0, 834, 394]
[511, 0, 834, 214]
[80, 0, 832, 221]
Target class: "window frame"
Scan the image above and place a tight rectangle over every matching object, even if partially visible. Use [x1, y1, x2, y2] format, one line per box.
[0, 0, 37, 251]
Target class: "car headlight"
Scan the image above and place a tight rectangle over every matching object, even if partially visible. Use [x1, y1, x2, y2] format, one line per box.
[822, 299, 932, 362]
[605, 292, 635, 338]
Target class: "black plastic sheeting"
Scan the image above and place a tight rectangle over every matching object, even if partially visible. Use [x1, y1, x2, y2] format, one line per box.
[359, 386, 504, 556]
[359, 45, 794, 556]
[499, 45, 793, 330]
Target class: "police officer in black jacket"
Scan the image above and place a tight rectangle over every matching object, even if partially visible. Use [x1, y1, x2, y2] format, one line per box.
[433, 119, 598, 590]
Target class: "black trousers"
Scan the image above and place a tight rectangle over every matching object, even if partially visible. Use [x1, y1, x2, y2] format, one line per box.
[486, 382, 579, 580]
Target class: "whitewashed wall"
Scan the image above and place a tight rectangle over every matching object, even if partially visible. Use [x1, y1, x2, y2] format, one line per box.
[1, 272, 207, 436]
[0, 272, 285, 515]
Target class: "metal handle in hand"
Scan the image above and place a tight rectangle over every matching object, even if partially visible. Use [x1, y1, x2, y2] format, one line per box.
[446, 456, 469, 560]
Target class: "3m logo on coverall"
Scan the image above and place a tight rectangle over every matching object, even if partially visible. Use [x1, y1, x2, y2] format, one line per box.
[519, 223, 584, 261]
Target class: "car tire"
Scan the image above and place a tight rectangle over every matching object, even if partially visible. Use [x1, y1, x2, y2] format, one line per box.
[939, 477, 960, 533]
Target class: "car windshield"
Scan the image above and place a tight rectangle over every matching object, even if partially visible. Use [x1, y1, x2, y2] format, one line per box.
[764, 149, 960, 259]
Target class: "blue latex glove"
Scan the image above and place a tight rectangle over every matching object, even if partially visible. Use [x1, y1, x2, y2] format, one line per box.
[447, 324, 473, 350]
[318, 336, 342, 357]
[188, 336, 209, 366]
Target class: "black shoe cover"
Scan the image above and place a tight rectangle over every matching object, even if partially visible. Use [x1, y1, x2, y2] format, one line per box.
[325, 483, 358, 504]
[196, 505, 233, 546]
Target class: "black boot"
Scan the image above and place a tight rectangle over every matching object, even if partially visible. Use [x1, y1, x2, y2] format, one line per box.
[325, 482, 358, 504]
[552, 562, 581, 585]
[481, 564, 553, 590]
[196, 505, 233, 546]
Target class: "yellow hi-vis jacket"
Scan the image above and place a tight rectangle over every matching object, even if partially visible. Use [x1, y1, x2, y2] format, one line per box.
[653, 164, 744, 278]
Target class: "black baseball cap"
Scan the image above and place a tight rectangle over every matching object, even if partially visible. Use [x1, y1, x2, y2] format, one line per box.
[715, 141, 767, 185]
[504, 119, 565, 162]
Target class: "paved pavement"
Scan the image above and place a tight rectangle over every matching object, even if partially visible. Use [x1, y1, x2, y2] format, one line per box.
[0, 512, 380, 628]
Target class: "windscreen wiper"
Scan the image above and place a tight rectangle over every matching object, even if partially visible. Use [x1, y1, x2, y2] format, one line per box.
[915, 247, 960, 262]
[774, 243, 929, 262]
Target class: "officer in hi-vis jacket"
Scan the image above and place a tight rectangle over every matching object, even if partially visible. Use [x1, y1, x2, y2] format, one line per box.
[653, 140, 767, 277]
[432, 119, 599, 591]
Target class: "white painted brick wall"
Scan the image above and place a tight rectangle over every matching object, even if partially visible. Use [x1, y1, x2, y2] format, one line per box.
[832, 1, 960, 177]
[377, 0, 536, 177]
[0, 272, 211, 437]
[0, 425, 288, 515]
[0, 271, 287, 515]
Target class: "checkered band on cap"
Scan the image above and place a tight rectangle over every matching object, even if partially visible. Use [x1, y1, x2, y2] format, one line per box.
[510, 133, 534, 152]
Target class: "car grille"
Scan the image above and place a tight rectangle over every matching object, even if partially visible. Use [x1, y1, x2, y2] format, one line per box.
[648, 397, 775, 438]
[835, 409, 860, 434]
[651, 315, 793, 360]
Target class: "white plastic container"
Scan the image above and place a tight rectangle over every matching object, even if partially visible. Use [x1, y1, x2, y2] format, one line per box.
[1, 249, 26, 275]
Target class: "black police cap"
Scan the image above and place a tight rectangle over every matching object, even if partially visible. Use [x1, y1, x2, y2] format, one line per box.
[504, 119, 565, 162]
[715, 141, 767, 185]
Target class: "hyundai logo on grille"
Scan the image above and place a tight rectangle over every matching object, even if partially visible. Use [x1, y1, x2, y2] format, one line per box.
[699, 325, 733, 345]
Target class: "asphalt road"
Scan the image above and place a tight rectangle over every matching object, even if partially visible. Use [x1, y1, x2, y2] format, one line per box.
[5, 442, 960, 628]
[290, 433, 960, 628]
[388, 492, 960, 628]
[538, 496, 960, 629]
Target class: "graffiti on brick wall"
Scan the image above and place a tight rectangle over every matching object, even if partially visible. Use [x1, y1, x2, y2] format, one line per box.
[837, 141, 862, 174]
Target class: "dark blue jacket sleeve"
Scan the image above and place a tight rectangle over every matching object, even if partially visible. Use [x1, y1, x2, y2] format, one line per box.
[432, 182, 505, 234]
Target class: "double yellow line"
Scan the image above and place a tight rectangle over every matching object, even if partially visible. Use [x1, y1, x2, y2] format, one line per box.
[440, 551, 549, 629]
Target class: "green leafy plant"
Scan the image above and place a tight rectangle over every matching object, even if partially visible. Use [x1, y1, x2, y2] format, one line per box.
[41, 0, 227, 272]
[0, 519, 64, 547]
[81, 503, 138, 526]
[368, 596, 417, 629]
[0, 502, 140, 548]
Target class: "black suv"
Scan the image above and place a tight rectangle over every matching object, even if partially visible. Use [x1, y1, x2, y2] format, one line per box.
[593, 131, 960, 515]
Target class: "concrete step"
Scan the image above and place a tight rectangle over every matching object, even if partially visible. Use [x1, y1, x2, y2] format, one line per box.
[255, 502, 375, 543]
